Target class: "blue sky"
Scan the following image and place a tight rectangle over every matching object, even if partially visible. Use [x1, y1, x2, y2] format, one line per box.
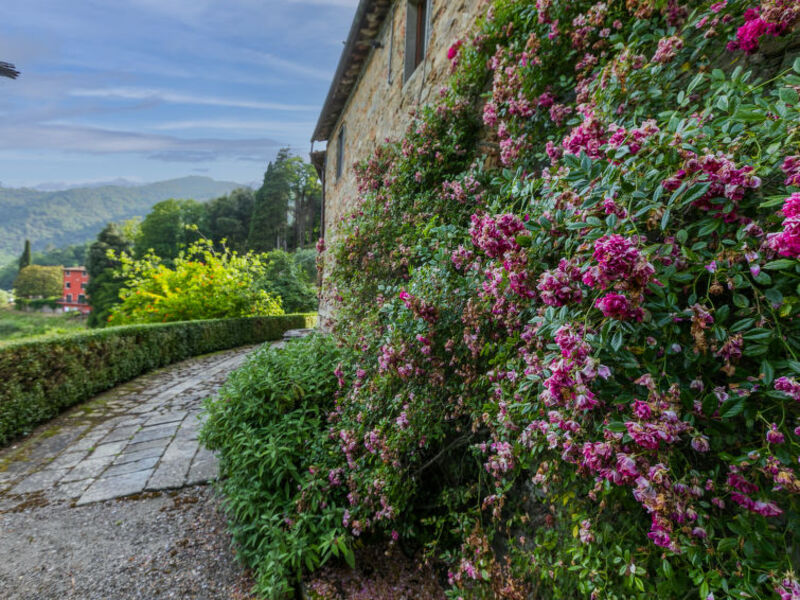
[0, 0, 358, 188]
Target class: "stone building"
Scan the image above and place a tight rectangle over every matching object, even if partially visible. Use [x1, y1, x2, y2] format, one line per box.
[312, 0, 486, 325]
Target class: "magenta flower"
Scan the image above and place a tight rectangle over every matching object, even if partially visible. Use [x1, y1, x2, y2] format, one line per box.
[595, 292, 642, 321]
[767, 424, 785, 445]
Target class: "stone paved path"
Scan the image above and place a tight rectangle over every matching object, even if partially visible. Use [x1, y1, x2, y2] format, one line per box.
[0, 345, 257, 510]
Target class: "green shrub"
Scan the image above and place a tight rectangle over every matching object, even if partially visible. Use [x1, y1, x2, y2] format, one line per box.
[201, 334, 348, 598]
[0, 313, 316, 446]
[109, 239, 284, 326]
[258, 249, 318, 313]
[14, 265, 63, 299]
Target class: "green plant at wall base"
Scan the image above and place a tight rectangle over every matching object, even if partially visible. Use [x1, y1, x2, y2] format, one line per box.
[108, 239, 284, 326]
[306, 1, 800, 599]
[0, 313, 316, 447]
[201, 334, 347, 598]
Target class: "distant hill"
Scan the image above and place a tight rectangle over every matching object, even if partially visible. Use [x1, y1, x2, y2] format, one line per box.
[0, 176, 245, 264]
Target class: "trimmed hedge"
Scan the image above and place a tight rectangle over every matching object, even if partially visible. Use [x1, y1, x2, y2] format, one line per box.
[0, 313, 317, 447]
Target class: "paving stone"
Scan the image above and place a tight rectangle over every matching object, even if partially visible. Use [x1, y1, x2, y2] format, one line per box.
[51, 477, 94, 500]
[144, 411, 187, 427]
[144, 438, 198, 491]
[145, 459, 191, 491]
[103, 456, 160, 478]
[25, 429, 86, 460]
[130, 423, 178, 445]
[69, 433, 106, 452]
[112, 446, 165, 465]
[45, 451, 89, 470]
[60, 457, 113, 483]
[185, 448, 219, 486]
[9, 469, 70, 494]
[125, 438, 171, 453]
[76, 469, 153, 505]
[88, 440, 127, 459]
[101, 425, 140, 444]
[126, 401, 163, 414]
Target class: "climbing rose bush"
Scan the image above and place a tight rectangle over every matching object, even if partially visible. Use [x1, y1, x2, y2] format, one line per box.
[250, 0, 800, 598]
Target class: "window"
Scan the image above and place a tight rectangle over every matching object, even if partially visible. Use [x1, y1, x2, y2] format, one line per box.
[336, 124, 346, 180]
[78, 295, 86, 304]
[65, 281, 71, 289]
[66, 294, 72, 303]
[82, 271, 87, 276]
[81, 282, 86, 289]
[404, 0, 430, 82]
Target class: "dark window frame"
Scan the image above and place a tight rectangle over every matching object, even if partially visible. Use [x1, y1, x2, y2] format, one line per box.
[336, 124, 346, 180]
[404, 0, 430, 82]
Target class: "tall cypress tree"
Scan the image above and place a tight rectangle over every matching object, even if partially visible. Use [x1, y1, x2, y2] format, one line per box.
[248, 148, 292, 252]
[86, 224, 132, 327]
[18, 239, 31, 270]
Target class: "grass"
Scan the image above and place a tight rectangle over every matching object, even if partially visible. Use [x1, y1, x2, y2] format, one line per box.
[0, 305, 87, 344]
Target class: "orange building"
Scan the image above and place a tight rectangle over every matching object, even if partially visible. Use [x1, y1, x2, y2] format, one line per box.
[61, 267, 90, 314]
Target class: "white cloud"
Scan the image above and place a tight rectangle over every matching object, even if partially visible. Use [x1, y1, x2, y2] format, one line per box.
[235, 48, 336, 82]
[154, 118, 314, 133]
[0, 122, 284, 161]
[69, 87, 317, 112]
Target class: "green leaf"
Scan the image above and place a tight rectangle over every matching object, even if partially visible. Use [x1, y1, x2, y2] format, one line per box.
[764, 288, 783, 305]
[611, 330, 623, 352]
[732, 293, 749, 308]
[764, 259, 797, 271]
[661, 208, 671, 230]
[780, 87, 800, 105]
[606, 422, 628, 433]
[721, 398, 746, 418]
[794, 56, 800, 74]
[761, 359, 775, 386]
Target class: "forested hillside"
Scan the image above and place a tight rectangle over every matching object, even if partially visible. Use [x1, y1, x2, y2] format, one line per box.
[0, 176, 241, 264]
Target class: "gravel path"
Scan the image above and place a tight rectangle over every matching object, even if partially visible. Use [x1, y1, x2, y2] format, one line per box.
[0, 346, 264, 600]
[0, 485, 256, 600]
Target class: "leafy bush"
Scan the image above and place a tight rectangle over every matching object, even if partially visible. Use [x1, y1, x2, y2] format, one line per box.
[108, 239, 284, 326]
[13, 265, 62, 299]
[259, 249, 318, 313]
[293, 247, 319, 283]
[201, 334, 346, 598]
[311, 1, 800, 599]
[0, 314, 316, 447]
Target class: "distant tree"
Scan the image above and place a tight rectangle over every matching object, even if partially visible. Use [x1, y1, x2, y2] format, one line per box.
[134, 199, 205, 261]
[286, 159, 323, 249]
[86, 223, 133, 327]
[206, 188, 255, 252]
[248, 149, 292, 252]
[14, 265, 62, 299]
[18, 240, 31, 271]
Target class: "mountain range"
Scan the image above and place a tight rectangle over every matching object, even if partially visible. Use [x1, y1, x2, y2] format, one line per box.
[0, 176, 245, 265]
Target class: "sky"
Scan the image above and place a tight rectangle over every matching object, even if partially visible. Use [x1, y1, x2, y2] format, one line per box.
[0, 0, 358, 189]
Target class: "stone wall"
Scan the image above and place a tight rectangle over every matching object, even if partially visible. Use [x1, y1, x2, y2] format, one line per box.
[320, 0, 487, 325]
